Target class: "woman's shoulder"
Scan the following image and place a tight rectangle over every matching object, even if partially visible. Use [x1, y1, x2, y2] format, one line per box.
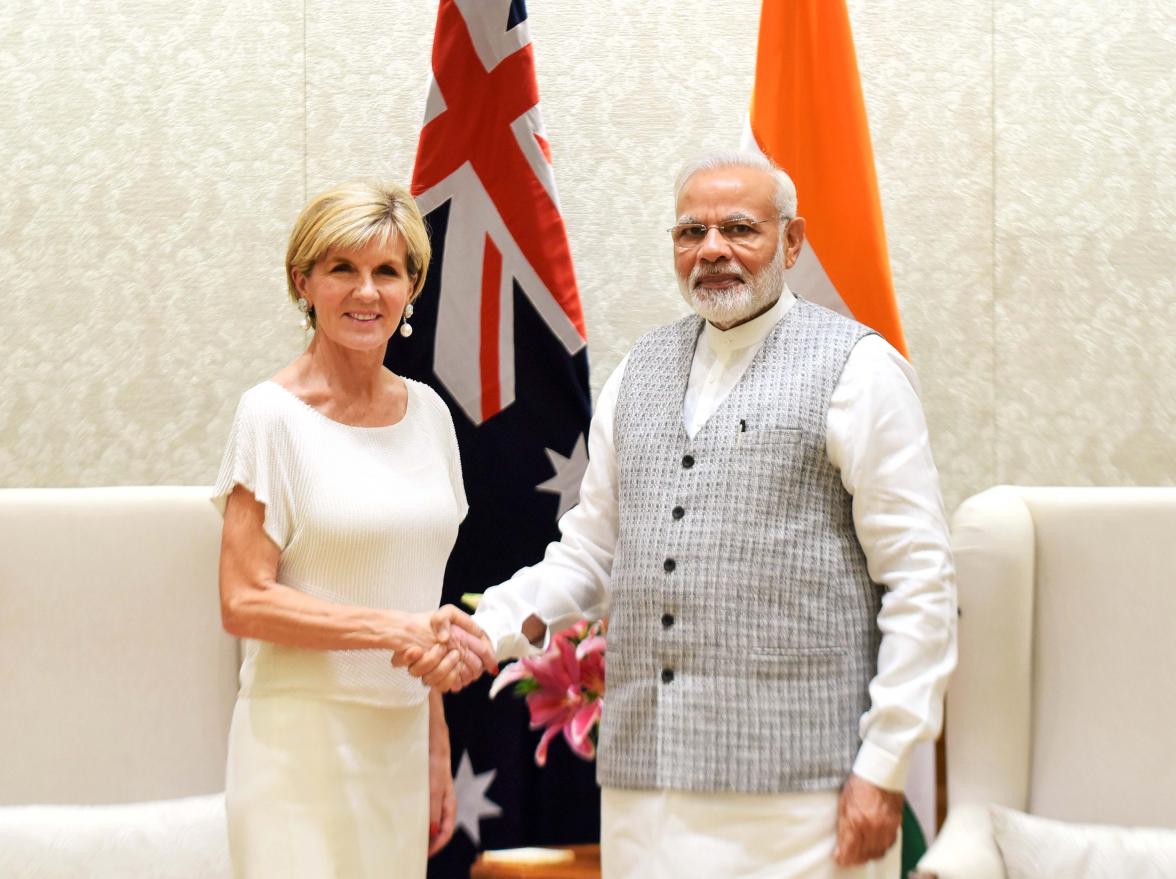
[237, 379, 287, 413]
[402, 378, 464, 455]
[402, 377, 453, 424]
[230, 380, 306, 434]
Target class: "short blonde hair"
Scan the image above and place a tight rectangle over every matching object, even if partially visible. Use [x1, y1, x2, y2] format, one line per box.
[285, 181, 432, 328]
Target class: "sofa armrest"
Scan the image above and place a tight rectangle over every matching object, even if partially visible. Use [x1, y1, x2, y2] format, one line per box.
[915, 804, 1005, 879]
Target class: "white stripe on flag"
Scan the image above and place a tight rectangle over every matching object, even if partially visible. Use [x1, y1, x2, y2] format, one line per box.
[740, 116, 851, 319]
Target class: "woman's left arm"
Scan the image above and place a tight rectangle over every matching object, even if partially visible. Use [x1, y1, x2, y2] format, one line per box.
[428, 690, 457, 856]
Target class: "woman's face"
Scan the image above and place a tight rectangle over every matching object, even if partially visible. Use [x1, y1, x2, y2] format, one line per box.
[293, 235, 413, 353]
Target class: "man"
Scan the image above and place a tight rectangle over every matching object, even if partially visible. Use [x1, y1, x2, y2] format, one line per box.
[473, 153, 957, 878]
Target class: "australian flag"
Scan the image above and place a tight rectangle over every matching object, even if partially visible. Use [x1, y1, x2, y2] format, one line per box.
[384, 1, 600, 876]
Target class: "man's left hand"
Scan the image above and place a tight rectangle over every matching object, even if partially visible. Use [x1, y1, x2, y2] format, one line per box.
[832, 773, 904, 866]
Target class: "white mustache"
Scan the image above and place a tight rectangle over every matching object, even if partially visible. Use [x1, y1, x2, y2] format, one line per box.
[690, 260, 750, 290]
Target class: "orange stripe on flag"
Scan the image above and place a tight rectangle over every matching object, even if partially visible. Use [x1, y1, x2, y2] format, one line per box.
[748, 0, 907, 356]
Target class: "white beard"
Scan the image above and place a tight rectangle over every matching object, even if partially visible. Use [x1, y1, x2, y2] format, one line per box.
[677, 246, 786, 328]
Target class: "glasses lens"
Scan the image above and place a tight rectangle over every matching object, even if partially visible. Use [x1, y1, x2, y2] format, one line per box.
[717, 221, 759, 243]
[672, 224, 707, 246]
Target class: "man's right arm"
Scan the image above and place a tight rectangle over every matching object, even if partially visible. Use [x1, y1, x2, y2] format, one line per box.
[473, 357, 628, 661]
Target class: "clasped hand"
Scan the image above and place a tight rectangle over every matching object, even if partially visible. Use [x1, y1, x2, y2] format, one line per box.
[391, 605, 497, 692]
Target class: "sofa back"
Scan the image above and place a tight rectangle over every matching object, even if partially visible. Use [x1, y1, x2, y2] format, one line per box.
[948, 486, 1176, 828]
[0, 487, 238, 805]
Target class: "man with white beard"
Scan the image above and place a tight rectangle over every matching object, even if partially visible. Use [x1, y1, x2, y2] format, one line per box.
[474, 153, 957, 878]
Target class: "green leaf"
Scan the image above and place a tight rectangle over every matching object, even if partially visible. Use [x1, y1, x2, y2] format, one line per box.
[513, 678, 541, 696]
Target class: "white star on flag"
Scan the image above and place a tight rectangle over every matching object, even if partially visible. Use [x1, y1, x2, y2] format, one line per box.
[536, 434, 588, 519]
[452, 750, 502, 847]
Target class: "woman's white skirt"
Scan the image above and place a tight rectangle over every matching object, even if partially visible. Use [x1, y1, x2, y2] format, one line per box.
[226, 694, 428, 879]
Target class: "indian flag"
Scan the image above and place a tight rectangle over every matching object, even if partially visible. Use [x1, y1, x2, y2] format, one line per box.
[740, 0, 933, 866]
[742, 0, 906, 356]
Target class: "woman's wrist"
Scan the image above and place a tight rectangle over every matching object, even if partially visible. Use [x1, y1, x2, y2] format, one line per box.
[381, 609, 404, 651]
[383, 608, 421, 653]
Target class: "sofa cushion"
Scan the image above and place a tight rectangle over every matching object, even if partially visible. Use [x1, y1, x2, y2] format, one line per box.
[0, 793, 230, 879]
[991, 805, 1176, 879]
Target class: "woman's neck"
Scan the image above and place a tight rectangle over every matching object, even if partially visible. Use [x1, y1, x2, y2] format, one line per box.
[299, 334, 391, 401]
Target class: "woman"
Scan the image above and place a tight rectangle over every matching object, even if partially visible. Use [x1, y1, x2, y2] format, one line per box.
[212, 181, 496, 878]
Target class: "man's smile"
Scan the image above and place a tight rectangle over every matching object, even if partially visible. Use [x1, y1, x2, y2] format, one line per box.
[694, 273, 744, 290]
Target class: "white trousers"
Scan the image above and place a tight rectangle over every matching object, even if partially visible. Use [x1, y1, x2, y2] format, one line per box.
[601, 787, 900, 879]
[225, 694, 428, 879]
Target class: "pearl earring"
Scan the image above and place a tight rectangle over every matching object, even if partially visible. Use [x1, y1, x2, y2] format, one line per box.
[399, 302, 414, 338]
[297, 298, 314, 331]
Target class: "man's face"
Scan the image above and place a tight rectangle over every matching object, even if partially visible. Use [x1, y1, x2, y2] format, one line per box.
[673, 166, 803, 329]
[674, 166, 782, 279]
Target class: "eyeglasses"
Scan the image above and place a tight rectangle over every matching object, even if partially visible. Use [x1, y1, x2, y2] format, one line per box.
[667, 217, 782, 250]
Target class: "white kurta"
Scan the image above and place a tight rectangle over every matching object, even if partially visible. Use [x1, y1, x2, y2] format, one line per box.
[602, 788, 899, 879]
[476, 290, 956, 878]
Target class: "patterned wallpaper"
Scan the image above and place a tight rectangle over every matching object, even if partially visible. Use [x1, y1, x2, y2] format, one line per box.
[2, 1, 1174, 513]
[0, 1, 307, 487]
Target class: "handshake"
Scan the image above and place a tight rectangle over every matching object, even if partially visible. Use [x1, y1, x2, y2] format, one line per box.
[390, 605, 500, 692]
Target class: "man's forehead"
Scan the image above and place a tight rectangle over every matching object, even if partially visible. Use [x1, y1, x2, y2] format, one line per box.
[675, 166, 777, 218]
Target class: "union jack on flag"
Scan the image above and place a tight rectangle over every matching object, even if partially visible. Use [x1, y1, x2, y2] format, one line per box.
[384, 1, 599, 875]
[410, 0, 587, 427]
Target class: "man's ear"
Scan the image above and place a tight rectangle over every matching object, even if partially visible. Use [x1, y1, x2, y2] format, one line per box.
[783, 217, 806, 269]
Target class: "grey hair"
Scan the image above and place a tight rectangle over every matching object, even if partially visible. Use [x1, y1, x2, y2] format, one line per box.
[673, 151, 798, 220]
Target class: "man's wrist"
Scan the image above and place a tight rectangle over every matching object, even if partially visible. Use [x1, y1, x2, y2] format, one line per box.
[472, 609, 545, 661]
[522, 614, 546, 645]
[851, 740, 910, 793]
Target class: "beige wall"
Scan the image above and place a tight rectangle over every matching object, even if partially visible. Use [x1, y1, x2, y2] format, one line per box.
[2, 1, 1173, 512]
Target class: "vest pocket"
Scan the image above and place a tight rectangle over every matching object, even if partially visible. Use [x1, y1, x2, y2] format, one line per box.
[747, 646, 851, 684]
[739, 426, 804, 445]
[746, 647, 858, 782]
[748, 644, 848, 660]
[722, 428, 806, 521]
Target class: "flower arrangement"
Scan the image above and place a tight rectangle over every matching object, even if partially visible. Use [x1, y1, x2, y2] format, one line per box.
[489, 619, 605, 766]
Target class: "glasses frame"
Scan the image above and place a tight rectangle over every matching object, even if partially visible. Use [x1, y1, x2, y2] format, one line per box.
[667, 216, 786, 250]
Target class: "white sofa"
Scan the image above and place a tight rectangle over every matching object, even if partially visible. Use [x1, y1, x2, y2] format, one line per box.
[0, 487, 236, 877]
[916, 486, 1176, 878]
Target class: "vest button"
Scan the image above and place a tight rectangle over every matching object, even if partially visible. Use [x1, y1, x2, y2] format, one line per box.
[661, 613, 674, 628]
[663, 558, 676, 573]
[661, 668, 674, 684]
[671, 506, 685, 520]
[681, 454, 694, 469]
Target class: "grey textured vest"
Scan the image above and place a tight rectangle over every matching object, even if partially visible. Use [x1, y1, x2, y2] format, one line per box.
[598, 298, 883, 793]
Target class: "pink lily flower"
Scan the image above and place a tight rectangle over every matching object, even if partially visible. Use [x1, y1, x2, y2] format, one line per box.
[489, 620, 607, 766]
[488, 659, 530, 699]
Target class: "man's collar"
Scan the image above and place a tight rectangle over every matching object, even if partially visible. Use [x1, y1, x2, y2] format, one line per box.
[702, 286, 796, 360]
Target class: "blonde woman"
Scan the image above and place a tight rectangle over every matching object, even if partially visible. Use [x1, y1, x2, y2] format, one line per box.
[213, 181, 496, 877]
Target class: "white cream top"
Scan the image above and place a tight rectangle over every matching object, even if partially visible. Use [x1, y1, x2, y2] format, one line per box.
[213, 378, 468, 707]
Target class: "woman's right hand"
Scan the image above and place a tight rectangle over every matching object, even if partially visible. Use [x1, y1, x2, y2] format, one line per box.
[438, 606, 498, 685]
[390, 611, 463, 690]
[390, 606, 497, 691]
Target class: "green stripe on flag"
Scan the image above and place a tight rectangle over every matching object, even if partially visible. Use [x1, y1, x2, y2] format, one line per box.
[901, 798, 928, 874]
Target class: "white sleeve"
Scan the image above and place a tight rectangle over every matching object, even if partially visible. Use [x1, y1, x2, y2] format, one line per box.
[432, 389, 469, 521]
[210, 392, 293, 551]
[474, 356, 627, 661]
[826, 335, 958, 792]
